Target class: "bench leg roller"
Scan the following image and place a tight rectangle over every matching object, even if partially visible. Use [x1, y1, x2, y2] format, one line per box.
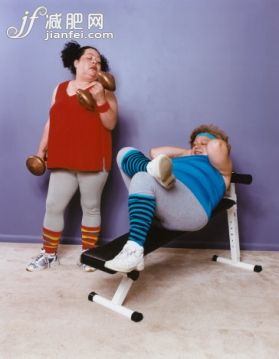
[88, 292, 143, 322]
[212, 255, 262, 272]
[88, 292, 96, 302]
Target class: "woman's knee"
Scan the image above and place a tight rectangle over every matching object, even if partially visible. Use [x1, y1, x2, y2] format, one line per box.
[129, 172, 155, 194]
[45, 197, 65, 216]
[116, 147, 138, 168]
[80, 199, 101, 224]
[82, 206, 100, 217]
[80, 196, 100, 212]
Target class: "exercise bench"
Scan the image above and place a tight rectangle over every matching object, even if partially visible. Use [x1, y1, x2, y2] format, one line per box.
[80, 172, 262, 322]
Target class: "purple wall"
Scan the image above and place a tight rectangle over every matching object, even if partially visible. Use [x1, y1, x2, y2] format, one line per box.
[0, 0, 278, 250]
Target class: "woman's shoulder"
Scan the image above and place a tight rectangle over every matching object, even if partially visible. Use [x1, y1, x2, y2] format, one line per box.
[51, 81, 70, 104]
[56, 80, 70, 90]
[56, 81, 71, 95]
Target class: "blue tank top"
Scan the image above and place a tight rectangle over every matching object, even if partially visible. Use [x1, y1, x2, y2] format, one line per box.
[172, 155, 225, 218]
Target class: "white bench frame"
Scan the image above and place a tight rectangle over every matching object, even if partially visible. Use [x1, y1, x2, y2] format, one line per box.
[212, 183, 262, 273]
[87, 182, 262, 321]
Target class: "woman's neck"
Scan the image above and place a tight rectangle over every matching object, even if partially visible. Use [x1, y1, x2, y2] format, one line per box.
[73, 78, 94, 90]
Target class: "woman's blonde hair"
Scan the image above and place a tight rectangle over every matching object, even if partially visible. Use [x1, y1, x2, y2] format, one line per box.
[190, 124, 231, 152]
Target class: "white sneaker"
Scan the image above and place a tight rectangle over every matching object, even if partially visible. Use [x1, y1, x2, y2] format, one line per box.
[78, 251, 97, 272]
[146, 154, 175, 189]
[77, 261, 96, 272]
[26, 250, 58, 272]
[105, 240, 144, 272]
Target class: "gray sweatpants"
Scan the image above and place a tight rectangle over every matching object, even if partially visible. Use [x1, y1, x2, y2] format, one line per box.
[117, 147, 208, 232]
[43, 170, 108, 231]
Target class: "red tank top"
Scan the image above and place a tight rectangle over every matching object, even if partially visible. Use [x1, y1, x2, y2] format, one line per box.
[47, 81, 112, 171]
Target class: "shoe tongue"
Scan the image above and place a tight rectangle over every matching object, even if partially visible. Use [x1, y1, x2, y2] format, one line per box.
[124, 247, 136, 255]
[127, 240, 140, 249]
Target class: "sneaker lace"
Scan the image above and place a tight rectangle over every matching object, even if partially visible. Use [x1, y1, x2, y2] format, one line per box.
[121, 246, 141, 258]
[35, 252, 55, 267]
[34, 252, 45, 262]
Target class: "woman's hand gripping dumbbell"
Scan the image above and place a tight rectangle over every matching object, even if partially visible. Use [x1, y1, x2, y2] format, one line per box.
[76, 71, 116, 111]
[26, 152, 47, 176]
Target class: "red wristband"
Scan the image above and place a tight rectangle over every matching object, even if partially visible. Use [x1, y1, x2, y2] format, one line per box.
[97, 101, 110, 113]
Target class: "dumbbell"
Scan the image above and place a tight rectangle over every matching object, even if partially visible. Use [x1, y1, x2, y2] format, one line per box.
[76, 71, 116, 111]
[26, 155, 46, 176]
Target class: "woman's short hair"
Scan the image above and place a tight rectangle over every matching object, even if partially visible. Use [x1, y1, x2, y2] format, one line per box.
[190, 124, 231, 152]
[61, 41, 109, 75]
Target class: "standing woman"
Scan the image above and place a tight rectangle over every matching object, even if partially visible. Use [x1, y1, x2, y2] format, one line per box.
[27, 41, 118, 271]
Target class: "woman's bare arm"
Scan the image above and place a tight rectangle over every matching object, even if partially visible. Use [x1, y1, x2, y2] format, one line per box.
[98, 90, 118, 130]
[36, 86, 58, 158]
[207, 139, 232, 188]
[149, 146, 191, 159]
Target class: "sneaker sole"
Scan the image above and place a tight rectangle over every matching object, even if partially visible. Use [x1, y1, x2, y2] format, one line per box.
[155, 157, 176, 189]
[104, 261, 144, 273]
[26, 258, 59, 272]
[26, 265, 48, 272]
[83, 266, 97, 272]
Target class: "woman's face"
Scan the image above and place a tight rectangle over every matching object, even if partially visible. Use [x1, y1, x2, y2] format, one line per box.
[74, 48, 102, 80]
[191, 136, 211, 155]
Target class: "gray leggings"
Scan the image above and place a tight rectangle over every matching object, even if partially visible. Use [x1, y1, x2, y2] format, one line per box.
[43, 170, 108, 231]
[117, 147, 208, 231]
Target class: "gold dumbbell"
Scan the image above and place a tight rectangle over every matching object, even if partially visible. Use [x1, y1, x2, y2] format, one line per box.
[26, 155, 46, 176]
[76, 72, 116, 111]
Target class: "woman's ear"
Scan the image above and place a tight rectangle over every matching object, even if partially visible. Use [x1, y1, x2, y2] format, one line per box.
[73, 59, 79, 70]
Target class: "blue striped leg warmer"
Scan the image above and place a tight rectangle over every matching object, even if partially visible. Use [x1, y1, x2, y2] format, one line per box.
[121, 149, 150, 177]
[128, 194, 156, 246]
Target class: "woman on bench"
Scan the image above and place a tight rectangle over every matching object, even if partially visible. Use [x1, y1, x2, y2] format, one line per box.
[105, 124, 232, 273]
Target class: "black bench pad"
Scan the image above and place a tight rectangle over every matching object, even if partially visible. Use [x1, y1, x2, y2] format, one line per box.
[80, 197, 236, 274]
[80, 226, 184, 274]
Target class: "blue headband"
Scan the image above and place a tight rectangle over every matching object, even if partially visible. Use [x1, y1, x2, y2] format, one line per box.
[196, 132, 216, 140]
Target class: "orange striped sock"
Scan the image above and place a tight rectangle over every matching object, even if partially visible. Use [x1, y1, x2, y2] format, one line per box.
[81, 225, 100, 250]
[42, 227, 62, 254]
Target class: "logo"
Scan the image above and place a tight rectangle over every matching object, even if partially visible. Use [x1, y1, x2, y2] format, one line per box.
[6, 6, 114, 40]
[7, 6, 47, 39]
